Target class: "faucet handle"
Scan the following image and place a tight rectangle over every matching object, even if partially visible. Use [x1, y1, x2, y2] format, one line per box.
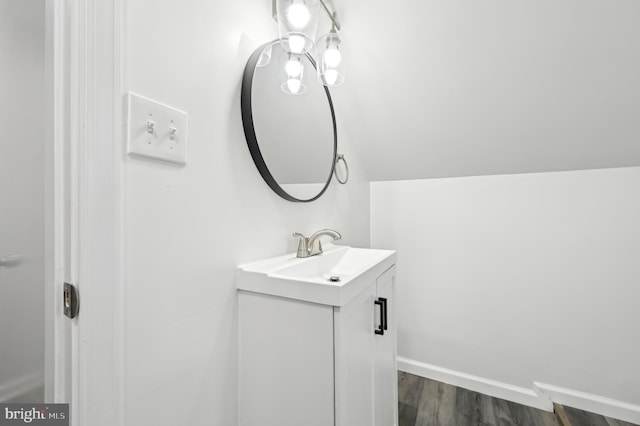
[293, 233, 309, 258]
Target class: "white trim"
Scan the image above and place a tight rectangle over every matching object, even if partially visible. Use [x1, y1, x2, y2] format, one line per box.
[397, 357, 554, 412]
[535, 382, 640, 425]
[69, 0, 124, 425]
[0, 372, 45, 403]
[45, 0, 73, 406]
[398, 357, 640, 423]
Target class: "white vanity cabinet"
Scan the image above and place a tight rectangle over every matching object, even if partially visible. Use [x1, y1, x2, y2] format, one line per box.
[334, 265, 397, 426]
[238, 265, 397, 426]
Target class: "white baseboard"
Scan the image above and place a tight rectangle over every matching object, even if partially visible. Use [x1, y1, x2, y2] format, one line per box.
[0, 371, 44, 403]
[397, 357, 554, 412]
[398, 357, 640, 424]
[535, 382, 640, 425]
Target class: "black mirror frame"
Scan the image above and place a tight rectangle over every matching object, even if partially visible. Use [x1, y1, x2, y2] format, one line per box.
[241, 40, 338, 203]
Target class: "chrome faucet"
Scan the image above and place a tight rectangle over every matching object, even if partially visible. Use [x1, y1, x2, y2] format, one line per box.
[293, 229, 342, 258]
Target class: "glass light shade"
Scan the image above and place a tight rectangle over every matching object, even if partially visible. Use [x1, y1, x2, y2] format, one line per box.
[281, 77, 307, 95]
[276, 0, 320, 54]
[285, 55, 303, 78]
[256, 44, 272, 67]
[316, 31, 345, 87]
[282, 54, 306, 95]
[280, 53, 307, 95]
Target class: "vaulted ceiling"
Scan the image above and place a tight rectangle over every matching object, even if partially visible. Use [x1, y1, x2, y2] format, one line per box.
[333, 0, 640, 181]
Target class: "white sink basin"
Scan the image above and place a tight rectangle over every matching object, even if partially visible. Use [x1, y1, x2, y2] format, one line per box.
[237, 245, 396, 306]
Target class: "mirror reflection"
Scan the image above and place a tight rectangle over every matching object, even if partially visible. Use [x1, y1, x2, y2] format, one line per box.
[242, 40, 337, 202]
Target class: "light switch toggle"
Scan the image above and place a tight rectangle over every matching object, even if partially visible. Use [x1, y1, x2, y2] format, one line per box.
[146, 120, 156, 134]
[169, 126, 177, 140]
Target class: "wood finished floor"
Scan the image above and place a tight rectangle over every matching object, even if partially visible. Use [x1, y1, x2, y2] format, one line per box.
[398, 372, 638, 426]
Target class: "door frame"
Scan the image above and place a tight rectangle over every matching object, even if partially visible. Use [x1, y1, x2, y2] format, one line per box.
[46, 1, 124, 425]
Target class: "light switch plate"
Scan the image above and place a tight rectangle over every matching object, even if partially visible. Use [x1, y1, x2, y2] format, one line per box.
[127, 93, 188, 164]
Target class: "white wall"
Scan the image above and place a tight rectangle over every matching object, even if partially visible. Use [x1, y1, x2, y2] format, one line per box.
[337, 0, 640, 181]
[123, 1, 370, 425]
[0, 0, 45, 402]
[371, 167, 640, 418]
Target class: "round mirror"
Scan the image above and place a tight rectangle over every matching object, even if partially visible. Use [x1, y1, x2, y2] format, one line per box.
[241, 40, 337, 202]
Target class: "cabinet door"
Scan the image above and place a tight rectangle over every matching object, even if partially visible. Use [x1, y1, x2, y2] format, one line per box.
[375, 266, 398, 426]
[239, 292, 335, 426]
[334, 286, 377, 426]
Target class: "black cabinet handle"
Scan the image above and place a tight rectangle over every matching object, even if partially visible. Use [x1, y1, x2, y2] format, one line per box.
[379, 297, 388, 331]
[374, 299, 384, 335]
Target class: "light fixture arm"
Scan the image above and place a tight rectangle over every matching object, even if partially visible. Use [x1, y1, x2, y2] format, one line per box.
[272, 0, 341, 31]
[319, 1, 341, 31]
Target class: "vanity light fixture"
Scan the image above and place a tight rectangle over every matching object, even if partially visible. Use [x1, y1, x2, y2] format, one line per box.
[285, 54, 303, 77]
[282, 77, 305, 95]
[273, 0, 345, 93]
[282, 54, 306, 95]
[316, 20, 344, 87]
[275, 0, 320, 54]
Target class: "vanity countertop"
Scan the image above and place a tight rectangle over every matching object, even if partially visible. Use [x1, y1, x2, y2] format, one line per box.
[237, 245, 396, 306]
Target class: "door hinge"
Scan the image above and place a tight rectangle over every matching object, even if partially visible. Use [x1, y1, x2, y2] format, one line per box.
[63, 282, 79, 319]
